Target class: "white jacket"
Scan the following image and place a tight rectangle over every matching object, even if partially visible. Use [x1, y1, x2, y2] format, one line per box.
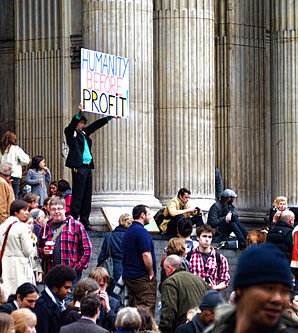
[0, 145, 30, 178]
[0, 216, 35, 295]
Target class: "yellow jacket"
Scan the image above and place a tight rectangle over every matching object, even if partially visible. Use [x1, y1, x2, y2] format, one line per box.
[160, 196, 192, 233]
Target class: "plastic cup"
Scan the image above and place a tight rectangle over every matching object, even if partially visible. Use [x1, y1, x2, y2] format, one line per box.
[45, 240, 55, 254]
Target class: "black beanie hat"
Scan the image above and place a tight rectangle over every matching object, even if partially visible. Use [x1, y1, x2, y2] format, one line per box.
[233, 243, 292, 290]
[199, 290, 224, 310]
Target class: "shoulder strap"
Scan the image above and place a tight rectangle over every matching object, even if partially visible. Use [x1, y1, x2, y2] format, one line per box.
[215, 250, 221, 279]
[186, 241, 194, 262]
[105, 233, 112, 257]
[51, 222, 67, 242]
[0, 221, 18, 273]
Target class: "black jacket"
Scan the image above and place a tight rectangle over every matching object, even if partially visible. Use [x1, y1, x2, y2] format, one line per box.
[207, 201, 238, 229]
[64, 115, 111, 169]
[267, 220, 294, 260]
[60, 306, 80, 327]
[33, 290, 61, 333]
[0, 301, 17, 314]
[176, 313, 207, 333]
[96, 295, 120, 331]
[59, 318, 108, 333]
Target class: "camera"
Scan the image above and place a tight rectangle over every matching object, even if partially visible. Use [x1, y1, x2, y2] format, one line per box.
[205, 276, 212, 284]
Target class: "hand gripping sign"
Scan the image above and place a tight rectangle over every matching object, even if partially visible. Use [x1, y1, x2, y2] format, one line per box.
[81, 48, 129, 118]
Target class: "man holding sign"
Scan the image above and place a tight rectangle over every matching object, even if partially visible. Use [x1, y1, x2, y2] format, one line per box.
[64, 103, 117, 230]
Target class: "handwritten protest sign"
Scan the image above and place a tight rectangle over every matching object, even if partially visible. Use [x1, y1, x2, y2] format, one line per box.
[81, 48, 129, 118]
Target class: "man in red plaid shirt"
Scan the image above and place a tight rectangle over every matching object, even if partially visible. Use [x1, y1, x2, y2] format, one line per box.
[189, 225, 230, 291]
[38, 197, 92, 293]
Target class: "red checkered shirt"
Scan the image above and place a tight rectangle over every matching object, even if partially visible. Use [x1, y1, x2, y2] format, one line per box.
[38, 216, 92, 273]
[189, 247, 230, 286]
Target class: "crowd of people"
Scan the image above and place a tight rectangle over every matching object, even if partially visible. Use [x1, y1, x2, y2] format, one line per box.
[0, 105, 297, 333]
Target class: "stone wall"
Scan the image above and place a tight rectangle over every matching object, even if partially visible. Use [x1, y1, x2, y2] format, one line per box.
[85, 232, 243, 303]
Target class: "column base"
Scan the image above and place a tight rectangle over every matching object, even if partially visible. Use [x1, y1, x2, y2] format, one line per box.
[90, 193, 162, 230]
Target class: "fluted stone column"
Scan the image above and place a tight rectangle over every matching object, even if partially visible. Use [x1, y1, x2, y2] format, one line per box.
[0, 4, 15, 135]
[154, 1, 216, 211]
[215, 0, 270, 222]
[271, 1, 298, 205]
[14, 0, 72, 180]
[82, 0, 161, 225]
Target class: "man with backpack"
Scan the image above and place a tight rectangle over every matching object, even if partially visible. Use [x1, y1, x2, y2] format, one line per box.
[189, 225, 230, 291]
[267, 209, 295, 262]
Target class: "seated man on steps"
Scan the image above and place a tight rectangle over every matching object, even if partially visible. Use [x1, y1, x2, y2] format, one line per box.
[160, 188, 203, 235]
[207, 189, 248, 249]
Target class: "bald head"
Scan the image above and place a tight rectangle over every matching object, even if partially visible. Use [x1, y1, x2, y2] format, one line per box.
[164, 255, 182, 277]
[280, 210, 295, 226]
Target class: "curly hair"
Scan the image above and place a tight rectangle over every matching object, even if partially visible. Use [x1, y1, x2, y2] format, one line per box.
[119, 213, 133, 229]
[272, 196, 288, 209]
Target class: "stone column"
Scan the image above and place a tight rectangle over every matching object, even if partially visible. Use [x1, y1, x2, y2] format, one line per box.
[271, 1, 298, 205]
[82, 0, 161, 225]
[14, 0, 72, 180]
[215, 0, 270, 223]
[0, 3, 15, 135]
[154, 0, 216, 210]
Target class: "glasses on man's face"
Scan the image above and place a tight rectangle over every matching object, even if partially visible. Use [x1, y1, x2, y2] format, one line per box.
[50, 206, 64, 212]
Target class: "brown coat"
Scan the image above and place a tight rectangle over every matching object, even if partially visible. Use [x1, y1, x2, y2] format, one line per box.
[0, 176, 14, 224]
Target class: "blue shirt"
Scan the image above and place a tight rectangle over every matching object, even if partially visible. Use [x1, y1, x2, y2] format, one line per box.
[122, 222, 156, 279]
[75, 113, 92, 164]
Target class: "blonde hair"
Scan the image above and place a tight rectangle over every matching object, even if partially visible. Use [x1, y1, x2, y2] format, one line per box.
[0, 313, 13, 333]
[119, 213, 133, 229]
[11, 309, 36, 333]
[166, 237, 186, 257]
[89, 267, 110, 285]
[272, 196, 288, 209]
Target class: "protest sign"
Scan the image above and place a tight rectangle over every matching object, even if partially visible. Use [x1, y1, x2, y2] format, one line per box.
[81, 48, 129, 118]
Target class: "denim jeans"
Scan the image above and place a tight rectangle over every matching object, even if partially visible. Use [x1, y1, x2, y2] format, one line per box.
[218, 215, 248, 247]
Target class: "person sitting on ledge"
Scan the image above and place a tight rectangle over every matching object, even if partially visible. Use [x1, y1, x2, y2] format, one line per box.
[207, 189, 248, 249]
[160, 188, 203, 235]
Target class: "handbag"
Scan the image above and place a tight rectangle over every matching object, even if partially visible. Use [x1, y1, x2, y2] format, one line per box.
[101, 233, 114, 279]
[0, 221, 17, 277]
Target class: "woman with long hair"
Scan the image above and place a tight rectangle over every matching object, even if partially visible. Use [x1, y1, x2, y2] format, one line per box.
[0, 313, 14, 333]
[0, 131, 30, 198]
[26, 156, 51, 207]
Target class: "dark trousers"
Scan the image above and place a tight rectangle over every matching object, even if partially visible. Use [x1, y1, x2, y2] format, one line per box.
[218, 216, 248, 247]
[124, 275, 157, 317]
[166, 214, 204, 236]
[11, 177, 20, 199]
[70, 165, 92, 227]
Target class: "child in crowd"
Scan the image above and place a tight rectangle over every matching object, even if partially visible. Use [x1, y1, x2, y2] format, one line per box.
[26, 156, 51, 207]
[57, 179, 72, 217]
[25, 217, 43, 284]
[269, 196, 289, 226]
[49, 181, 58, 197]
